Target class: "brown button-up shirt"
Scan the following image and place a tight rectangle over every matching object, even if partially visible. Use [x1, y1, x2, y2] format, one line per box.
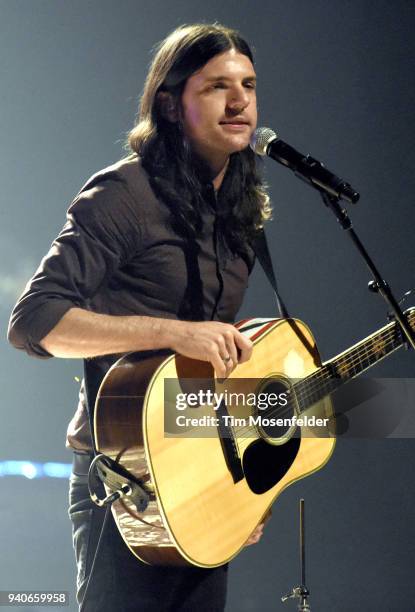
[8, 155, 255, 451]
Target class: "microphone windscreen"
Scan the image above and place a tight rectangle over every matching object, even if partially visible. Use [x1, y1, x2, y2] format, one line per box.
[250, 127, 278, 156]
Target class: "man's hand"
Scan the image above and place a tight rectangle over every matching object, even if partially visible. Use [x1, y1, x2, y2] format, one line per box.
[244, 523, 265, 546]
[244, 509, 272, 547]
[165, 320, 253, 378]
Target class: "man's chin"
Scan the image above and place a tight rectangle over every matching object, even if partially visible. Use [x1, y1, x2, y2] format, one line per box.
[224, 137, 252, 154]
[226, 127, 255, 150]
[230, 143, 252, 155]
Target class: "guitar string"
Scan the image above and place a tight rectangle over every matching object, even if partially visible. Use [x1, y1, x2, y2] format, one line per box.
[233, 312, 411, 420]
[294, 328, 399, 403]
[178, 313, 412, 438]
[287, 315, 405, 402]
[224, 319, 405, 438]
[235, 327, 400, 436]
[215, 351, 393, 439]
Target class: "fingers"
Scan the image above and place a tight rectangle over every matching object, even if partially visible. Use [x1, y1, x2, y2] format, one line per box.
[210, 326, 253, 378]
[215, 333, 235, 377]
[232, 329, 253, 364]
[218, 326, 253, 366]
[224, 329, 238, 368]
[172, 321, 253, 378]
[244, 523, 264, 547]
[210, 345, 228, 379]
[213, 327, 253, 378]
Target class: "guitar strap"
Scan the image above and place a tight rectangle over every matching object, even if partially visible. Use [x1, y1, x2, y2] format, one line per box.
[250, 229, 319, 360]
[249, 228, 290, 318]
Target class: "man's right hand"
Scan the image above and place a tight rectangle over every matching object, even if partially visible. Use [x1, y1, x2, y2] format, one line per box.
[164, 320, 253, 379]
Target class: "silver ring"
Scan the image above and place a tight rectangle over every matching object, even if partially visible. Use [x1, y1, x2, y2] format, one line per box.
[222, 355, 231, 363]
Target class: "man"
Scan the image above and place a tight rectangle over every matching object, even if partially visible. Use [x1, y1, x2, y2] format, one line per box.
[8, 23, 271, 612]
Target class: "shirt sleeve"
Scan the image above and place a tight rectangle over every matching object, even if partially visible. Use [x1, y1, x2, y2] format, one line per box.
[7, 175, 142, 358]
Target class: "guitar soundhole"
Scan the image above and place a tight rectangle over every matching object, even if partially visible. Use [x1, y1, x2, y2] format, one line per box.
[242, 437, 301, 494]
[254, 378, 297, 442]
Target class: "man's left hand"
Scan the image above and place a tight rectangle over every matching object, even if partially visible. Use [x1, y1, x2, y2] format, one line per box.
[244, 509, 272, 546]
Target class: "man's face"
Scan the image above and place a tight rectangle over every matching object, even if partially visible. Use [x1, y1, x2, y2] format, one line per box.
[179, 48, 257, 171]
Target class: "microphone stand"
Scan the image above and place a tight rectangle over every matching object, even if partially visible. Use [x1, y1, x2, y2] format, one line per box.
[254, 127, 414, 345]
[318, 189, 415, 351]
[282, 499, 311, 611]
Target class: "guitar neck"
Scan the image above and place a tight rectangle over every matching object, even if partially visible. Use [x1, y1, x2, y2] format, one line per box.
[295, 308, 415, 413]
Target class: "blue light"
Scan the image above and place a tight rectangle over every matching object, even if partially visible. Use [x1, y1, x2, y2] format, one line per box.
[0, 460, 72, 479]
[43, 462, 72, 478]
[21, 462, 38, 479]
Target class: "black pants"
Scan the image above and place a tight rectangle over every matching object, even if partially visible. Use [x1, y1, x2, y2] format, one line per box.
[68, 453, 228, 612]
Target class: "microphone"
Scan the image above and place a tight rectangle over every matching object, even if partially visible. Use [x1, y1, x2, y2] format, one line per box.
[251, 127, 359, 204]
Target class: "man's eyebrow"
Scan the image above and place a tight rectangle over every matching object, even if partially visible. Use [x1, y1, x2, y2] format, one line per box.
[204, 75, 257, 82]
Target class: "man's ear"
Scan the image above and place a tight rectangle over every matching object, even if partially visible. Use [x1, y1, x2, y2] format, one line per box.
[157, 91, 179, 122]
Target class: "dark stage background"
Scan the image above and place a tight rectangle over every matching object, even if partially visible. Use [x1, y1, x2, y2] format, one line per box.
[1, 1, 415, 610]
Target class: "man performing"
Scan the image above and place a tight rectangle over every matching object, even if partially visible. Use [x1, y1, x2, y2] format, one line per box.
[8, 23, 272, 612]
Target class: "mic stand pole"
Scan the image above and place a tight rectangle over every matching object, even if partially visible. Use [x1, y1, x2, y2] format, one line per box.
[319, 190, 415, 352]
[282, 499, 310, 611]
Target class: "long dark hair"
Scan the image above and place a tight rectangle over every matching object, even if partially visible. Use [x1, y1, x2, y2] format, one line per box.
[126, 23, 271, 252]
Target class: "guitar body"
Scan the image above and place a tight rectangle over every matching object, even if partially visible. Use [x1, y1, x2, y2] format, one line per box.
[94, 318, 336, 567]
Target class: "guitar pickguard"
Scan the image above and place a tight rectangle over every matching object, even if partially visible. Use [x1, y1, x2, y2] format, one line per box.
[242, 437, 301, 494]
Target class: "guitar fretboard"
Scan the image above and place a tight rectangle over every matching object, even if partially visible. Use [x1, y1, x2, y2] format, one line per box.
[294, 308, 415, 412]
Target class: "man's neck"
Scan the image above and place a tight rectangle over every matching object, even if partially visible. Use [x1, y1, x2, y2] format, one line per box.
[211, 158, 229, 192]
[190, 149, 230, 191]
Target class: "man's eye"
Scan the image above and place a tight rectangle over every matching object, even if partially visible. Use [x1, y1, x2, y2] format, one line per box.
[244, 82, 256, 89]
[212, 83, 226, 89]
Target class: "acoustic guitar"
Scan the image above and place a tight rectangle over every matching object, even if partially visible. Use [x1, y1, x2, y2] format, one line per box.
[94, 310, 413, 567]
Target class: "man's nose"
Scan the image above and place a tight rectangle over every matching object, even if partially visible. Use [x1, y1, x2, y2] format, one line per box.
[227, 86, 250, 111]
